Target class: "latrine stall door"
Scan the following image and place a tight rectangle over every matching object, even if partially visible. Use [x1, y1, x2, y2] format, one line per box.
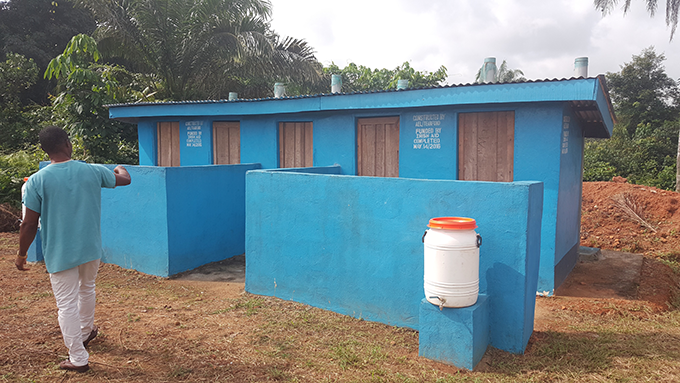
[357, 117, 400, 177]
[279, 122, 313, 168]
[213, 122, 241, 164]
[458, 111, 514, 182]
[157, 121, 180, 167]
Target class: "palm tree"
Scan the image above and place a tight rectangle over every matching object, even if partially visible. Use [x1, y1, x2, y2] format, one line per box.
[474, 60, 525, 83]
[594, 0, 680, 40]
[74, 0, 321, 100]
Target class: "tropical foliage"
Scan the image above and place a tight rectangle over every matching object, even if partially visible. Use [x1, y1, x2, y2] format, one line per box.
[315, 62, 447, 94]
[45, 34, 148, 164]
[0, 0, 97, 105]
[73, 0, 321, 100]
[584, 47, 680, 190]
[594, 0, 680, 40]
[0, 54, 41, 152]
[0, 150, 45, 208]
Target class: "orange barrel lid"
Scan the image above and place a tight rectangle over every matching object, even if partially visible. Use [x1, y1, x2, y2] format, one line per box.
[428, 217, 477, 230]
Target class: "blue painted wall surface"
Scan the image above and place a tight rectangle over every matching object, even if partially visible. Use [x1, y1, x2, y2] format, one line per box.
[101, 166, 171, 275]
[165, 163, 260, 275]
[246, 171, 543, 353]
[513, 104, 564, 293]
[100, 164, 261, 277]
[312, 113, 356, 175]
[130, 103, 571, 294]
[137, 120, 157, 166]
[554, 108, 586, 287]
[240, 117, 279, 169]
[180, 119, 213, 166]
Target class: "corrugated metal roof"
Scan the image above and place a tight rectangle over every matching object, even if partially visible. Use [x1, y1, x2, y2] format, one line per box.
[106, 75, 616, 138]
[105, 76, 603, 107]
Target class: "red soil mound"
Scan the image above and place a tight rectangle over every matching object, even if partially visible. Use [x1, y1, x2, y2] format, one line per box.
[580, 182, 680, 256]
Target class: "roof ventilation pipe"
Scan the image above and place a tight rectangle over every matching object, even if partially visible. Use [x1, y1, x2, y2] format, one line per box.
[228, 92, 238, 100]
[331, 74, 342, 93]
[480, 57, 497, 83]
[274, 82, 286, 98]
[574, 57, 588, 78]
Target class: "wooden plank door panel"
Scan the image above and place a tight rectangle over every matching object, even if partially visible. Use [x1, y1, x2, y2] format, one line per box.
[157, 121, 180, 167]
[213, 122, 241, 164]
[458, 112, 514, 182]
[279, 122, 313, 168]
[357, 117, 399, 177]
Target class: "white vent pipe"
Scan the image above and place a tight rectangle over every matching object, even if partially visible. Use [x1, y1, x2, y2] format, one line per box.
[574, 57, 588, 78]
[331, 74, 342, 93]
[274, 83, 285, 98]
[481, 57, 497, 83]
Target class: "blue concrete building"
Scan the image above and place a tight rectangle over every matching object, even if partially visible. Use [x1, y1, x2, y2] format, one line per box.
[105, 77, 615, 368]
[108, 76, 615, 294]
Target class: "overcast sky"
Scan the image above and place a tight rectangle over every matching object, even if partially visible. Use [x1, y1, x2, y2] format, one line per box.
[269, 0, 679, 85]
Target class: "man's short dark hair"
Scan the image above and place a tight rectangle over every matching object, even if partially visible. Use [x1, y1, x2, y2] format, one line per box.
[39, 126, 70, 154]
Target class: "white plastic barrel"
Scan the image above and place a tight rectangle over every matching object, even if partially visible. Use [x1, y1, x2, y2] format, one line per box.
[423, 217, 481, 308]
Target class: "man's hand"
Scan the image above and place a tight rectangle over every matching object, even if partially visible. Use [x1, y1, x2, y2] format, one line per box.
[114, 165, 131, 187]
[15, 252, 29, 271]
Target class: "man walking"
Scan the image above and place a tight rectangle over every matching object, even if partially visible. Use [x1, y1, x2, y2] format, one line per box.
[16, 126, 132, 372]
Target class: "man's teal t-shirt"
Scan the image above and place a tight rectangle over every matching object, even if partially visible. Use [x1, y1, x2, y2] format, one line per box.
[23, 161, 116, 273]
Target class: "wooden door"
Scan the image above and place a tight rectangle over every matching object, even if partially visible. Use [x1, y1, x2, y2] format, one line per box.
[213, 121, 241, 164]
[157, 121, 180, 167]
[279, 122, 313, 167]
[357, 117, 399, 177]
[458, 111, 514, 181]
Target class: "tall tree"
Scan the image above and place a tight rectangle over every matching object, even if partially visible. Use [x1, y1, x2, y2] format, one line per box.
[584, 47, 680, 191]
[0, 54, 40, 152]
[0, 0, 97, 105]
[605, 47, 680, 138]
[73, 0, 320, 100]
[594, 0, 680, 40]
[45, 34, 153, 163]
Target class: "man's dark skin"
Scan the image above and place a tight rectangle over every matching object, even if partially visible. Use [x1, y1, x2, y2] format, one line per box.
[16, 138, 131, 271]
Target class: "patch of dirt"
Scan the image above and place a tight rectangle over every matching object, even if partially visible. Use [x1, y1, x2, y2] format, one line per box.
[581, 181, 680, 256]
[0, 203, 20, 232]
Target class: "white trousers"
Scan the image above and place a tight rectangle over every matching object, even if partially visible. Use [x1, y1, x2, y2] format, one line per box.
[49, 259, 100, 366]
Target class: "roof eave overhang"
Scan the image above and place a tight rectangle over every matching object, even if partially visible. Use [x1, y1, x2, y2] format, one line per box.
[107, 77, 617, 138]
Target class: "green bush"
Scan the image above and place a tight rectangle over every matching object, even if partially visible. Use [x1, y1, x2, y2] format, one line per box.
[0, 149, 46, 209]
[583, 161, 617, 182]
[583, 122, 678, 190]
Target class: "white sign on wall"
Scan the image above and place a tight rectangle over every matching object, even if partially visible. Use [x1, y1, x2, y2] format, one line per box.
[561, 116, 570, 155]
[412, 113, 444, 150]
[186, 120, 203, 148]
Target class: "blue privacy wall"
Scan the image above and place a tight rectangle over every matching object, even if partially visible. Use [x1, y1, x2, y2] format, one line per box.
[246, 171, 543, 353]
[554, 107, 585, 288]
[101, 166, 171, 275]
[101, 163, 261, 276]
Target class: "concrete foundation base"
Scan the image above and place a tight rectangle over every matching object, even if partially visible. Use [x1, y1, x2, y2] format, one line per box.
[418, 295, 489, 370]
